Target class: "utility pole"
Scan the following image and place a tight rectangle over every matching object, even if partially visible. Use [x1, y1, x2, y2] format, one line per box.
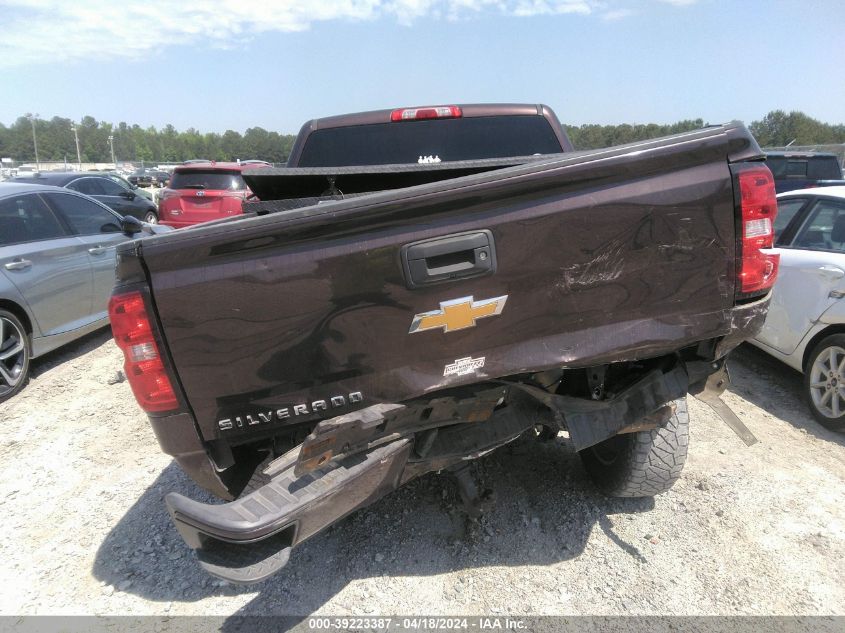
[108, 134, 116, 169]
[70, 124, 82, 171]
[25, 113, 40, 171]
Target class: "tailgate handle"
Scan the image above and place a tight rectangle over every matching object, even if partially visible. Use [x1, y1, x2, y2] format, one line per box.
[401, 230, 496, 289]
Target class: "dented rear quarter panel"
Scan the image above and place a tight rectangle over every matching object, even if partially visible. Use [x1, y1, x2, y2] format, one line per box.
[136, 124, 760, 442]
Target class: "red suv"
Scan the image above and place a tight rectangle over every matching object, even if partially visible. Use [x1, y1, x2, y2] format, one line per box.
[157, 161, 270, 228]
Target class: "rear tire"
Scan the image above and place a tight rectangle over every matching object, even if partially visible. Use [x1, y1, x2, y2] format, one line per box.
[144, 211, 158, 224]
[579, 396, 689, 497]
[804, 334, 845, 432]
[0, 309, 31, 404]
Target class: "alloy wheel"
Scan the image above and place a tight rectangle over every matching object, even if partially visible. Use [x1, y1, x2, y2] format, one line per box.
[0, 315, 26, 397]
[808, 344, 845, 419]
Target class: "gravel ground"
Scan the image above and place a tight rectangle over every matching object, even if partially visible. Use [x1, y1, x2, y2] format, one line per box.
[1, 329, 844, 620]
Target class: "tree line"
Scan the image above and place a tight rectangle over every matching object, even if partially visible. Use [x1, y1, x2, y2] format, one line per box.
[0, 116, 297, 165]
[566, 110, 845, 151]
[0, 110, 842, 165]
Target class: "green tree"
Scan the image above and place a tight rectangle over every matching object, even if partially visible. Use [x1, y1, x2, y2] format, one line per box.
[750, 110, 845, 147]
[565, 119, 708, 150]
[220, 130, 243, 161]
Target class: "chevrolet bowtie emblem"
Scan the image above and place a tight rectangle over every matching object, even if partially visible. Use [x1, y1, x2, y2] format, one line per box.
[409, 295, 508, 334]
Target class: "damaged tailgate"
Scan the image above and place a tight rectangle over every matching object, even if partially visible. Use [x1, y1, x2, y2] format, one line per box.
[137, 123, 759, 443]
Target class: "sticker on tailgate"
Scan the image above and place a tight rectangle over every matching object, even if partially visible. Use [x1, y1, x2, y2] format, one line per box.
[444, 356, 486, 377]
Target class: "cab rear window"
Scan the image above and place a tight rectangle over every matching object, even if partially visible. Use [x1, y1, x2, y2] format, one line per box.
[170, 170, 245, 191]
[765, 155, 841, 180]
[298, 115, 563, 167]
[807, 156, 842, 179]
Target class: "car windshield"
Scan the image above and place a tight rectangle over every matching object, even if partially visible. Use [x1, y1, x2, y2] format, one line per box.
[169, 170, 246, 191]
[297, 115, 563, 167]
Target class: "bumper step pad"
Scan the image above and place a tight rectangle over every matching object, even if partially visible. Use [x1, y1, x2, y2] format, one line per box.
[165, 438, 411, 583]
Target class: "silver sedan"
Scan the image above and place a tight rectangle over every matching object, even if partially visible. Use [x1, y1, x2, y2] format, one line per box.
[0, 182, 170, 402]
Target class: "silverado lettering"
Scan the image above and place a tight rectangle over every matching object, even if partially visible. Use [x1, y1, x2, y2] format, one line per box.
[217, 392, 364, 430]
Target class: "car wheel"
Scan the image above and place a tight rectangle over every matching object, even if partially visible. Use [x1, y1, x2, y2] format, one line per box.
[0, 309, 31, 404]
[144, 211, 159, 224]
[804, 334, 845, 431]
[579, 396, 689, 497]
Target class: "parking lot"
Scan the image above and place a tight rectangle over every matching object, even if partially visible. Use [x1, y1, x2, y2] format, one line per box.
[0, 329, 843, 619]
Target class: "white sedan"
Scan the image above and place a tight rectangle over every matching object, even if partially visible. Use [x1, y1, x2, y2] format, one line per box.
[750, 186, 845, 430]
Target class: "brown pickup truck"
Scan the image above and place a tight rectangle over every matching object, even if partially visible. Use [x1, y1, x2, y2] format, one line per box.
[108, 104, 778, 583]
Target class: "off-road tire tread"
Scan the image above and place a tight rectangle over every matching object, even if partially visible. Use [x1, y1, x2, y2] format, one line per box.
[580, 397, 689, 498]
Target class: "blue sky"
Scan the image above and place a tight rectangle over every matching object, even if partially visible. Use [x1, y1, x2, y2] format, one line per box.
[0, 0, 843, 134]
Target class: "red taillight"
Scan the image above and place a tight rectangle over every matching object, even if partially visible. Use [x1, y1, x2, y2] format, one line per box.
[390, 105, 462, 122]
[737, 165, 779, 297]
[109, 291, 178, 412]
